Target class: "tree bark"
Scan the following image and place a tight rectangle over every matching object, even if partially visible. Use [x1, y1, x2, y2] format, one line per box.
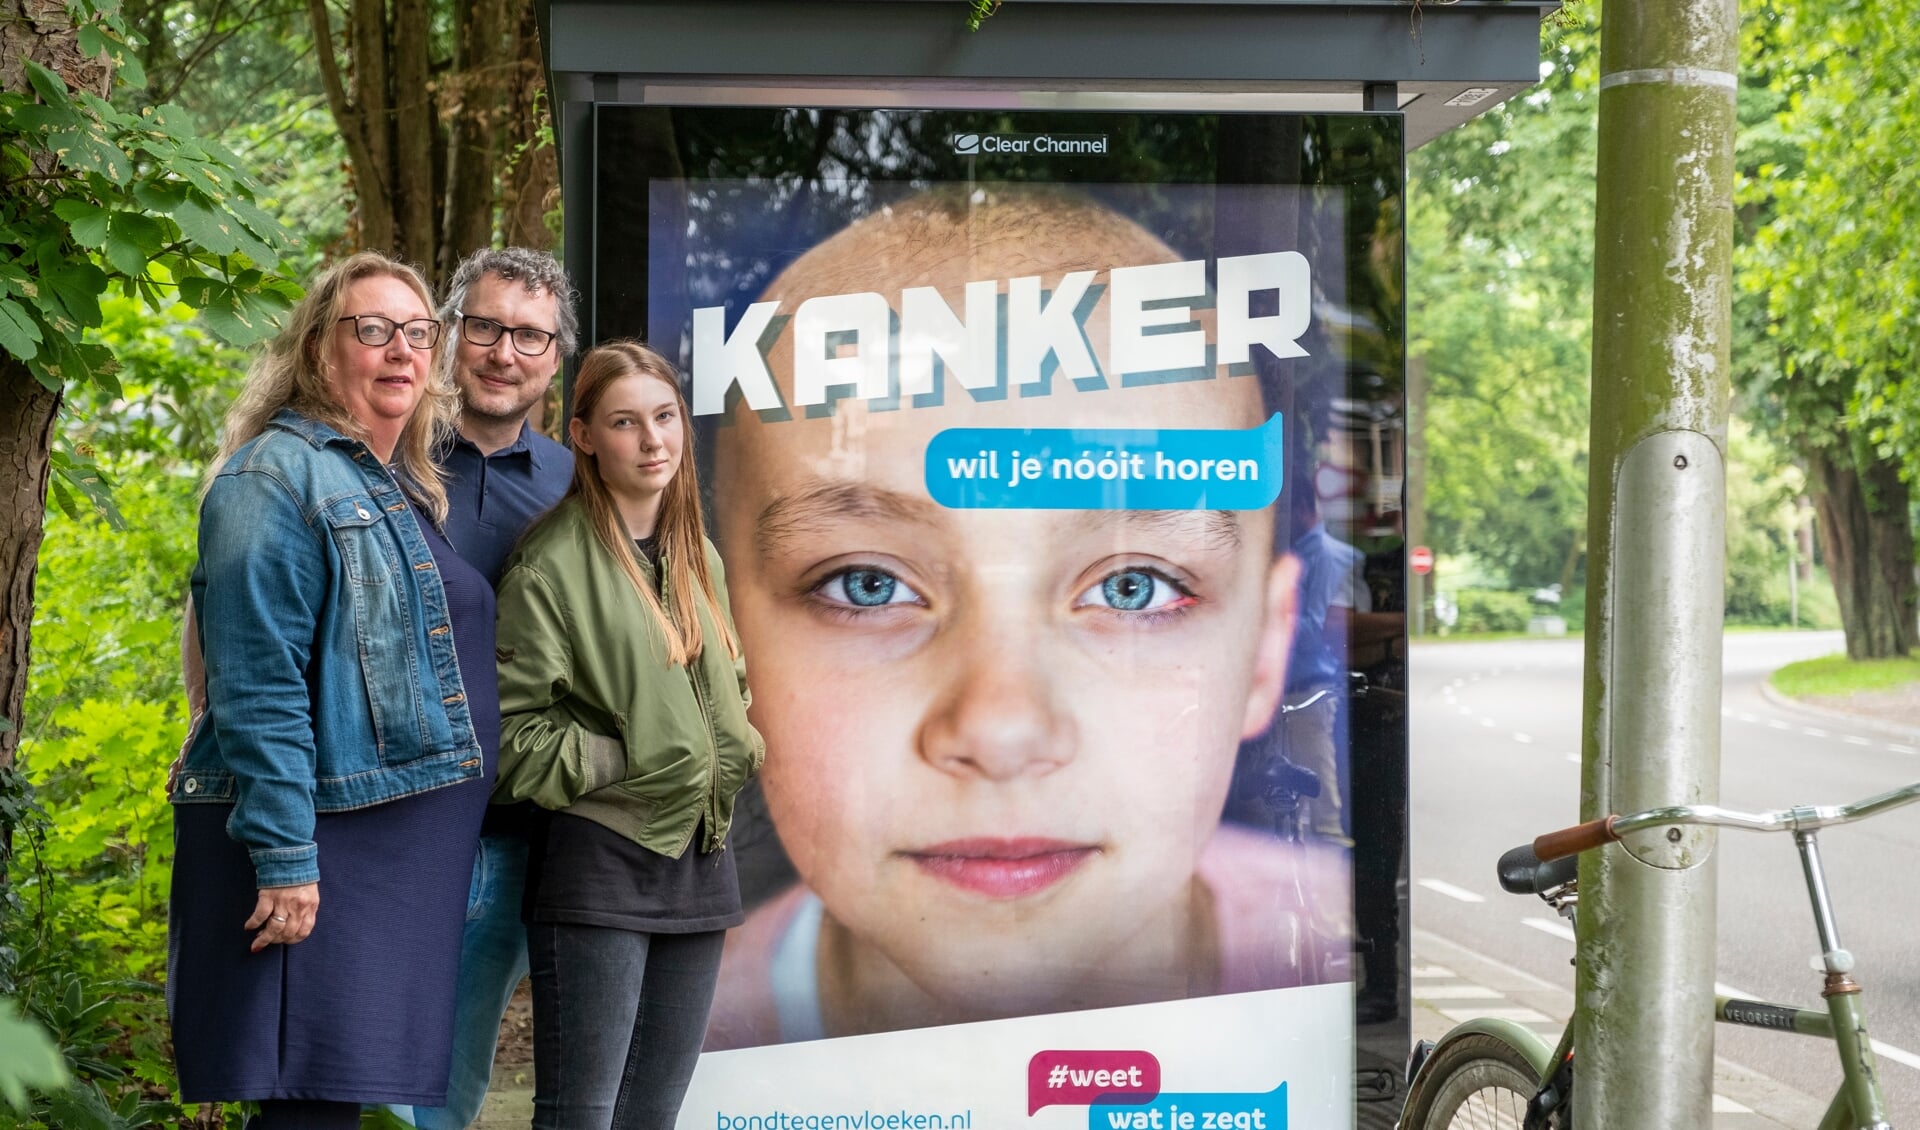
[1807, 443, 1919, 659]
[499, 3, 557, 252]
[390, 0, 436, 271]
[0, 366, 59, 767]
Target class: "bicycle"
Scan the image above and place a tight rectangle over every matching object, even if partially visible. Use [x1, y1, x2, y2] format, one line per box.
[1397, 779, 1920, 1130]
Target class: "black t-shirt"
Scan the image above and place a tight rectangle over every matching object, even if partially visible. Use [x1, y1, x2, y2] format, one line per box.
[523, 534, 744, 933]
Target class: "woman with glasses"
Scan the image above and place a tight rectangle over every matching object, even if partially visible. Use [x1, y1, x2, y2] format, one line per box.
[168, 252, 499, 1130]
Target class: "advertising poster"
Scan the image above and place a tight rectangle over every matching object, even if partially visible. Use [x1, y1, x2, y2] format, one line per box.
[591, 108, 1408, 1130]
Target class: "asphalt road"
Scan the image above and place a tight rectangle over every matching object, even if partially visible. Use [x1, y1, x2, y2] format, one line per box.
[1410, 630, 1920, 1126]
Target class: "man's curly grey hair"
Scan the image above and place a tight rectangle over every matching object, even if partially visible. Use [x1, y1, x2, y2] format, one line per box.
[441, 247, 580, 358]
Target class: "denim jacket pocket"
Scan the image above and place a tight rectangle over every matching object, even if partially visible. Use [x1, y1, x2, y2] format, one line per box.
[319, 494, 425, 763]
[321, 494, 397, 586]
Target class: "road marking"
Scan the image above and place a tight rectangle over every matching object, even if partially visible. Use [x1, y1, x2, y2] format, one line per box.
[1843, 735, 1871, 747]
[1872, 1039, 1920, 1073]
[1417, 985, 1509, 1000]
[1564, 753, 1581, 764]
[1801, 727, 1829, 738]
[1418, 878, 1486, 904]
[1459, 706, 1474, 716]
[1440, 1005, 1552, 1024]
[1767, 719, 1792, 731]
[1481, 717, 1497, 728]
[1522, 917, 1577, 942]
[1891, 744, 1918, 755]
[1411, 964, 1457, 979]
[1412, 928, 1565, 993]
[1734, 711, 1758, 723]
[1513, 732, 1534, 744]
[1712, 1095, 1752, 1114]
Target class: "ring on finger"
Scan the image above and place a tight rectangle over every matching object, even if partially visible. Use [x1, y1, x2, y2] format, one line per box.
[271, 914, 288, 923]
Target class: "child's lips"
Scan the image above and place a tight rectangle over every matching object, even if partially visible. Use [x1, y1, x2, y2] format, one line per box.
[903, 838, 1098, 899]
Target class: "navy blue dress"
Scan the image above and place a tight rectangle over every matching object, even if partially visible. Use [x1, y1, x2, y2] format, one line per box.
[169, 506, 498, 1105]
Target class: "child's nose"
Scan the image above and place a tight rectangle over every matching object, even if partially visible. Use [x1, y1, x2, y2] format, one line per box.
[916, 646, 1076, 780]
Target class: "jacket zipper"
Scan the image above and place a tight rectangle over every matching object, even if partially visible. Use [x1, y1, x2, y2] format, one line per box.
[660, 554, 725, 854]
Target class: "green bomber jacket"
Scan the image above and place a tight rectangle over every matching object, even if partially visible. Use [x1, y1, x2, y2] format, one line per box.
[491, 496, 764, 856]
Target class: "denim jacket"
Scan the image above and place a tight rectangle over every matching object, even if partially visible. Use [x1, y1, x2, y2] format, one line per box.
[172, 409, 483, 887]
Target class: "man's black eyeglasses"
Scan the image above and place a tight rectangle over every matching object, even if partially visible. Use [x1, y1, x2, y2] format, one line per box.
[459, 313, 558, 357]
[338, 315, 443, 350]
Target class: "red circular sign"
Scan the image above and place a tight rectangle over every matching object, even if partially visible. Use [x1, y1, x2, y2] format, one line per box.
[1410, 545, 1434, 575]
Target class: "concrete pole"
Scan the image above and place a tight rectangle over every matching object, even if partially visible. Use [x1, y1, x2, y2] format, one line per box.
[1576, 3, 1737, 1127]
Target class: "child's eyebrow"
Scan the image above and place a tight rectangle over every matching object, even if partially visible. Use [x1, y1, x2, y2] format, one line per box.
[756, 479, 945, 556]
[1074, 508, 1243, 550]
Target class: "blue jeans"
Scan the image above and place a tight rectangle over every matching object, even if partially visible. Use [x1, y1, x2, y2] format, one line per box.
[528, 924, 726, 1130]
[399, 835, 531, 1130]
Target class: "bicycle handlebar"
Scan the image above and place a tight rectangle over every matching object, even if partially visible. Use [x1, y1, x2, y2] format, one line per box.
[1532, 779, 1920, 861]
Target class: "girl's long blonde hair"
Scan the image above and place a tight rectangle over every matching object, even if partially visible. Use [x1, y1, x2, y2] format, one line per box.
[567, 340, 737, 666]
[209, 251, 459, 523]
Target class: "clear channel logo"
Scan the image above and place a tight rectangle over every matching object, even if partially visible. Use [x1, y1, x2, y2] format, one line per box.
[951, 132, 1110, 156]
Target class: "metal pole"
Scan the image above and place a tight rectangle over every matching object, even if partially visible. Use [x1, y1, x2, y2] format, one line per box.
[1576, 3, 1737, 1127]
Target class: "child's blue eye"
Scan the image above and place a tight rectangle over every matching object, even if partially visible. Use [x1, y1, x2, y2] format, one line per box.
[818, 567, 922, 608]
[1078, 568, 1192, 613]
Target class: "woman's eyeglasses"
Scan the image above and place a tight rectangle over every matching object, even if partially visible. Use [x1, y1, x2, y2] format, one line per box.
[458, 313, 558, 357]
[337, 315, 443, 349]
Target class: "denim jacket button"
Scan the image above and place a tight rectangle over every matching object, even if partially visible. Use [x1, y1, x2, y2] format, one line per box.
[355, 505, 372, 520]
[184, 777, 199, 794]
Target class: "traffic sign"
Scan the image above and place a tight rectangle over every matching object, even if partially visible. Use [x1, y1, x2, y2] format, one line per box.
[1410, 545, 1434, 575]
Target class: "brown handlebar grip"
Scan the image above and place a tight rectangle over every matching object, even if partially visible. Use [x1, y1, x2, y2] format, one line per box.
[1533, 816, 1621, 862]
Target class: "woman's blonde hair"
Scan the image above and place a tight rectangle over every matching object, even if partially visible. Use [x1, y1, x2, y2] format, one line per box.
[209, 251, 459, 523]
[567, 340, 736, 666]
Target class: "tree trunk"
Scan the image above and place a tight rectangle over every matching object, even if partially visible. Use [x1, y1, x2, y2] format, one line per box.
[0, 366, 59, 767]
[499, 4, 557, 252]
[0, 0, 107, 769]
[1807, 444, 1919, 660]
[390, 0, 437, 272]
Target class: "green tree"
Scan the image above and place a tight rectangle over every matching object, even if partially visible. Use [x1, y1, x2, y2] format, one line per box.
[0, 0, 294, 770]
[1737, 0, 1920, 658]
[1408, 17, 1599, 595]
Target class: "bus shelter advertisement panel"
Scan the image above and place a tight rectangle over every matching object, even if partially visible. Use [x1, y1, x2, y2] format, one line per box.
[594, 109, 1407, 1130]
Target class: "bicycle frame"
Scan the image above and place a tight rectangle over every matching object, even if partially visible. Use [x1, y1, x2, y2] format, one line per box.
[1521, 779, 1920, 1129]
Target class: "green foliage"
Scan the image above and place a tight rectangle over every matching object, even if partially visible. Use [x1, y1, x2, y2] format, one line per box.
[1449, 590, 1534, 635]
[0, 0, 299, 414]
[1409, 15, 1597, 594]
[1772, 653, 1920, 700]
[0, 1000, 68, 1113]
[964, 0, 1002, 30]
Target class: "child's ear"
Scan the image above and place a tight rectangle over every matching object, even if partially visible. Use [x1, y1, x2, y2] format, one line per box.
[1241, 552, 1301, 739]
[568, 415, 593, 455]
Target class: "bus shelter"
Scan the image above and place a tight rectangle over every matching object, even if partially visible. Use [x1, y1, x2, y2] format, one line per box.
[536, 3, 1556, 1124]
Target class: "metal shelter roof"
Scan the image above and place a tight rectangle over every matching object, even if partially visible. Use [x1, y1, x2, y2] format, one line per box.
[538, 0, 1560, 150]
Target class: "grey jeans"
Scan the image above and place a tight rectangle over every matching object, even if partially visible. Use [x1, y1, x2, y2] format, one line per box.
[528, 924, 726, 1130]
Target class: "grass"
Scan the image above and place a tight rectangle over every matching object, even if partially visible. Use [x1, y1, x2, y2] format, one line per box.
[1771, 653, 1920, 699]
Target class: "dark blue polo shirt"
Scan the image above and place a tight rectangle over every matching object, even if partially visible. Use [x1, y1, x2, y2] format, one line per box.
[439, 423, 574, 588]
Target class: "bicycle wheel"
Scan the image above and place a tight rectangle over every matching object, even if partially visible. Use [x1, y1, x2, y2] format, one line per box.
[1401, 1032, 1546, 1130]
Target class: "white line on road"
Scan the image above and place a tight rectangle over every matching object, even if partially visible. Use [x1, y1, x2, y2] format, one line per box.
[1735, 711, 1758, 723]
[1891, 744, 1918, 755]
[1522, 917, 1577, 942]
[1564, 753, 1581, 764]
[1844, 736, 1872, 747]
[1411, 965, 1457, 979]
[1801, 727, 1829, 738]
[1458, 706, 1473, 716]
[1768, 720, 1792, 730]
[1417, 985, 1509, 1000]
[1418, 878, 1487, 904]
[1872, 1039, 1920, 1073]
[1480, 717, 1496, 728]
[1440, 1005, 1552, 1024]
[1513, 732, 1535, 744]
[1712, 1095, 1752, 1114]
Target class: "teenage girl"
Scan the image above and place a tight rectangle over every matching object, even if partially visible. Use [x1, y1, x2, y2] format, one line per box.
[492, 340, 762, 1130]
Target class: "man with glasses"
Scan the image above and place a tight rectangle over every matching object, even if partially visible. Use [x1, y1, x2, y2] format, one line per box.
[407, 247, 578, 1130]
